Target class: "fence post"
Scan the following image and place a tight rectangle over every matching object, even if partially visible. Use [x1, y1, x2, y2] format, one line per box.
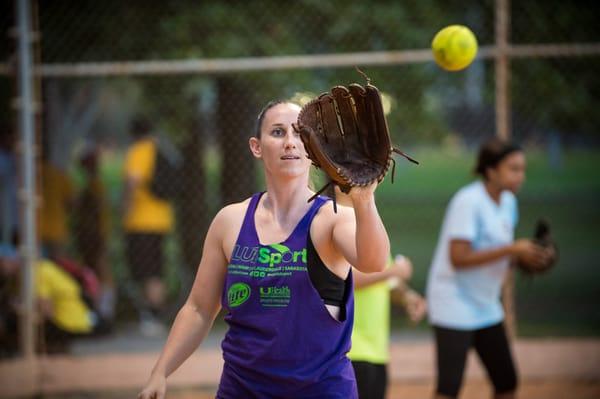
[16, 0, 39, 361]
[495, 0, 517, 339]
[496, 0, 511, 141]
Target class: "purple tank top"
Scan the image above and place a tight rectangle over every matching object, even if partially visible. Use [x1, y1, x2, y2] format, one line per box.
[217, 192, 357, 399]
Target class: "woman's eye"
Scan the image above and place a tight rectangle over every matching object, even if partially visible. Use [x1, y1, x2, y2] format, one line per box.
[271, 128, 285, 136]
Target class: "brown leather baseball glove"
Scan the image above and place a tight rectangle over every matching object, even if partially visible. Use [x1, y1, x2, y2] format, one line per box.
[517, 218, 559, 275]
[293, 71, 417, 210]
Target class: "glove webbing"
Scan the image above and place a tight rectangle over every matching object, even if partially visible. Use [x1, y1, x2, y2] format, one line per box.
[310, 148, 419, 213]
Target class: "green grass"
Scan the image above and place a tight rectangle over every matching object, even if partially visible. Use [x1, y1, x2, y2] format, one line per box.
[94, 146, 600, 337]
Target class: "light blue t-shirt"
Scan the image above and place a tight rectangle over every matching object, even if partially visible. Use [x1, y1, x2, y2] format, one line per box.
[426, 180, 518, 330]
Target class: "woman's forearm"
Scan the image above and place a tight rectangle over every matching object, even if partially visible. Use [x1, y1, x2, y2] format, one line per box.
[352, 197, 390, 273]
[451, 243, 514, 269]
[353, 265, 394, 289]
[150, 304, 215, 378]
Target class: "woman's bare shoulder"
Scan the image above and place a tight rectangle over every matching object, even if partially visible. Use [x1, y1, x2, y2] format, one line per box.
[316, 200, 354, 219]
[311, 199, 355, 233]
[211, 197, 253, 229]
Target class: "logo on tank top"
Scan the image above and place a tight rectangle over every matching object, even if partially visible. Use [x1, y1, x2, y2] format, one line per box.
[259, 285, 291, 307]
[227, 282, 251, 307]
[232, 244, 307, 266]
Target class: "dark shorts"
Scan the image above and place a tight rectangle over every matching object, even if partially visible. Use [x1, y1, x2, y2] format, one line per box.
[125, 233, 165, 281]
[434, 322, 518, 397]
[351, 361, 388, 399]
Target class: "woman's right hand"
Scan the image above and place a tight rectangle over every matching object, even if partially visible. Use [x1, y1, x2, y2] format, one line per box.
[387, 255, 413, 288]
[391, 255, 413, 281]
[511, 239, 548, 268]
[138, 374, 167, 399]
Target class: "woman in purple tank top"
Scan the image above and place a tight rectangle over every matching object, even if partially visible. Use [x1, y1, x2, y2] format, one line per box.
[139, 100, 391, 399]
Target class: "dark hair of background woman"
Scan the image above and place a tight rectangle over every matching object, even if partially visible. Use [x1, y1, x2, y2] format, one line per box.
[474, 137, 522, 180]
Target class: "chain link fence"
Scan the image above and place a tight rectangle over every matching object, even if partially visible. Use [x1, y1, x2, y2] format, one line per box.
[1, 0, 599, 365]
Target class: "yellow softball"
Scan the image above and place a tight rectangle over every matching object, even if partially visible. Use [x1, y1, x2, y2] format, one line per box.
[431, 25, 478, 71]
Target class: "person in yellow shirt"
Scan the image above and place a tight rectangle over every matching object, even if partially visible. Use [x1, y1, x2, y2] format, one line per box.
[0, 245, 107, 354]
[350, 256, 427, 399]
[36, 258, 94, 334]
[334, 185, 427, 399]
[122, 117, 174, 335]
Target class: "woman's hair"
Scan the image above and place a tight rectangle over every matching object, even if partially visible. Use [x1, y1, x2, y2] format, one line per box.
[474, 137, 522, 180]
[254, 99, 297, 138]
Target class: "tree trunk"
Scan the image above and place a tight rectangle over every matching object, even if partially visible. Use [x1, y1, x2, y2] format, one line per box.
[216, 77, 257, 206]
[178, 118, 208, 272]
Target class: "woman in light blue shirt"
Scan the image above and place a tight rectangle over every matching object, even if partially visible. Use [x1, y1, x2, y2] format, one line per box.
[426, 138, 552, 399]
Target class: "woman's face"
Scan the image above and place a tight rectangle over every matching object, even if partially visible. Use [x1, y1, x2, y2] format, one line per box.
[249, 103, 311, 178]
[488, 151, 526, 193]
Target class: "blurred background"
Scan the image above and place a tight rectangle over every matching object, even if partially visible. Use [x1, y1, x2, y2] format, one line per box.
[0, 0, 599, 397]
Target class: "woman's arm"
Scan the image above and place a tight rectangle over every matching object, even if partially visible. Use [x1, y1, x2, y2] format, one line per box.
[450, 238, 548, 270]
[138, 210, 229, 399]
[353, 267, 396, 289]
[332, 183, 390, 273]
[353, 256, 412, 289]
[391, 287, 427, 323]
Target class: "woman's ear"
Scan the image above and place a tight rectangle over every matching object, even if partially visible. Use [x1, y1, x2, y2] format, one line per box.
[485, 166, 497, 182]
[249, 137, 262, 159]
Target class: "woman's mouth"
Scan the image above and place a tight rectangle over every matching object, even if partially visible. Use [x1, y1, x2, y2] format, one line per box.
[280, 155, 300, 160]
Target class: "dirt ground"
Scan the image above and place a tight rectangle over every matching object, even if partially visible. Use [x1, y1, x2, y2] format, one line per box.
[51, 379, 600, 399]
[7, 337, 597, 399]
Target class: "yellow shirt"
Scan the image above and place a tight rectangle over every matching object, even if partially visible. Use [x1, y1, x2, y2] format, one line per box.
[123, 138, 173, 232]
[35, 260, 92, 333]
[39, 162, 74, 243]
[348, 279, 391, 364]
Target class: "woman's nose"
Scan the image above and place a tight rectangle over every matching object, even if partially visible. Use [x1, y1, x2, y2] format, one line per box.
[283, 130, 297, 149]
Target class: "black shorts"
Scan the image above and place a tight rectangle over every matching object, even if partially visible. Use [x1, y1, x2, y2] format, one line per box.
[351, 361, 388, 399]
[125, 233, 165, 281]
[434, 323, 518, 397]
